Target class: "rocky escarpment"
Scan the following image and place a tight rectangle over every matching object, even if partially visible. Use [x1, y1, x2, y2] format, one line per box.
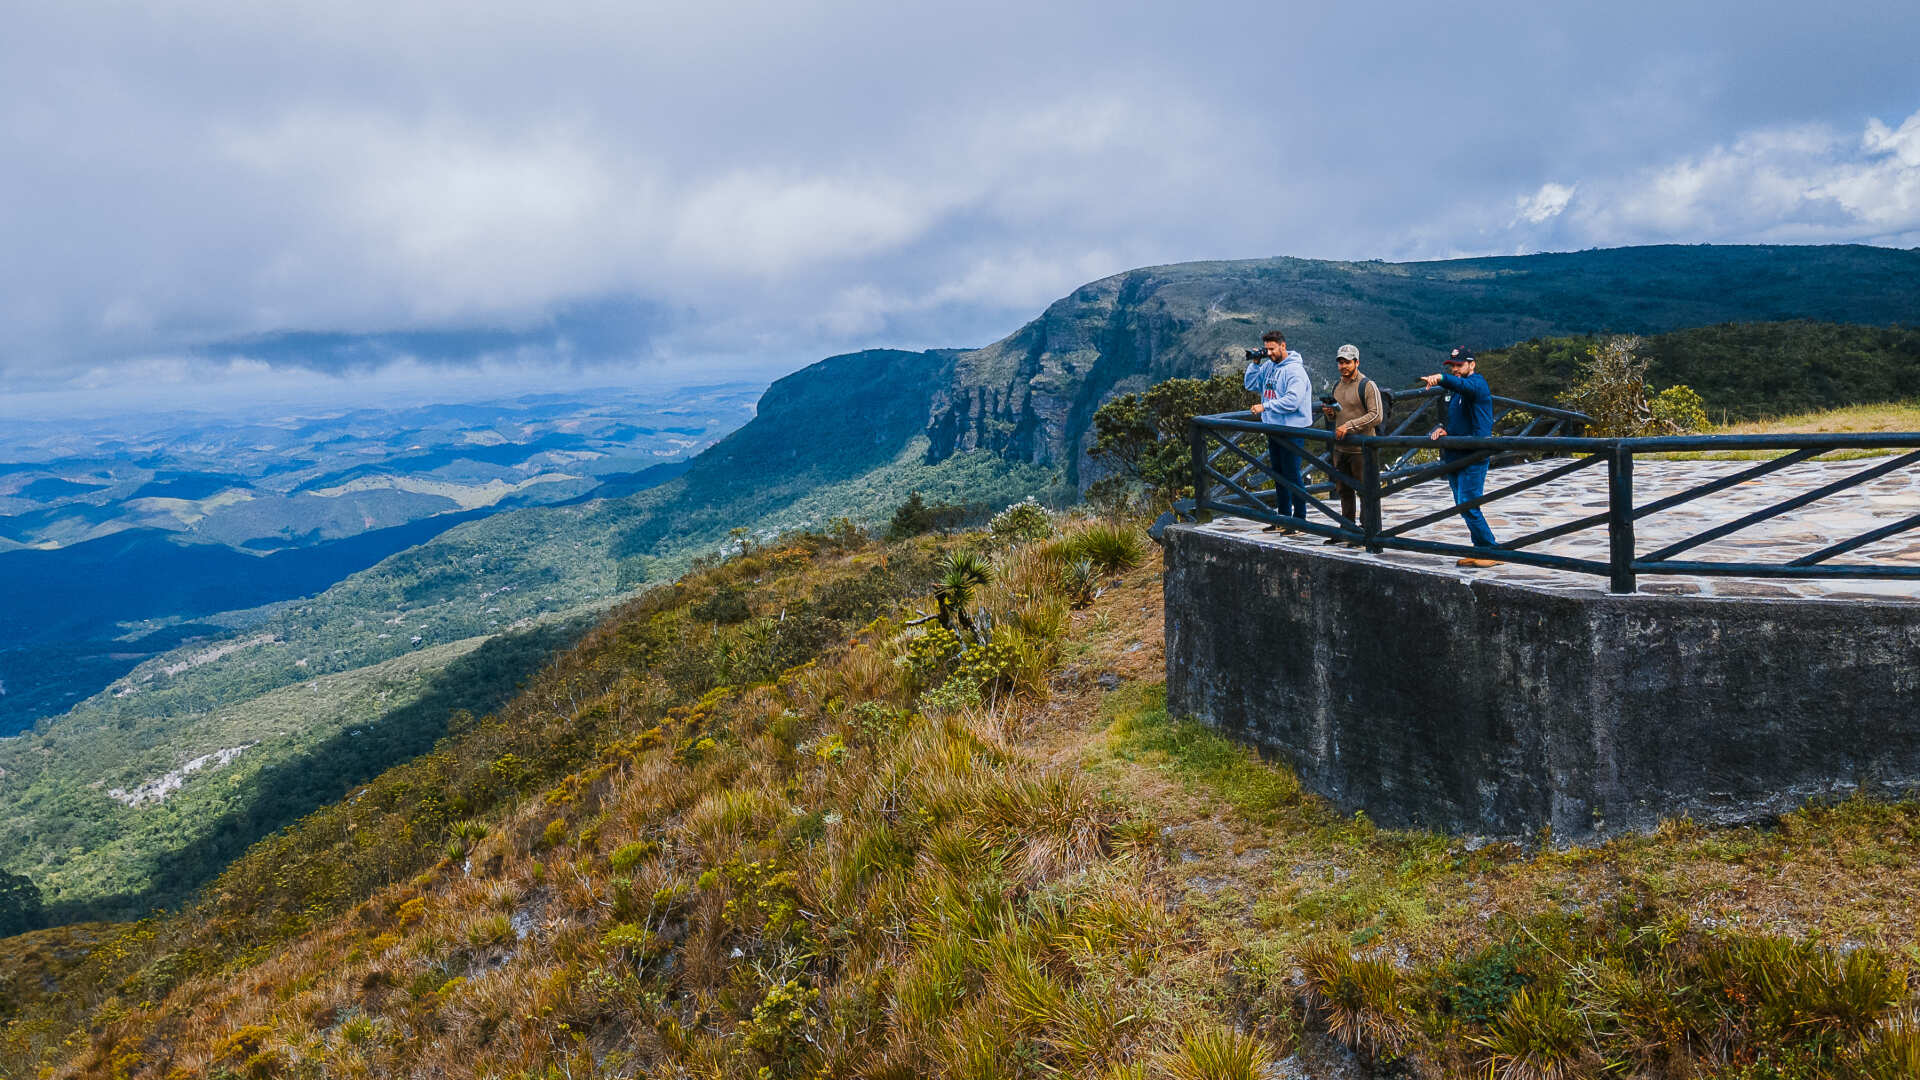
[917, 244, 1920, 488]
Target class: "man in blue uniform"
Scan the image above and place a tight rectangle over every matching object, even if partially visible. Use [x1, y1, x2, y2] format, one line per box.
[1420, 346, 1500, 567]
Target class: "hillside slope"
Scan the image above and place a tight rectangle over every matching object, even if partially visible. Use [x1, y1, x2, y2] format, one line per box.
[9, 523, 1918, 1079]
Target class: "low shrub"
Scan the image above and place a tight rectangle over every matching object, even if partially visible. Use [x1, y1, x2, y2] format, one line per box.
[989, 497, 1053, 543]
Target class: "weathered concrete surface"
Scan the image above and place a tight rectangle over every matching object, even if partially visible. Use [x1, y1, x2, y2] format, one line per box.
[1163, 524, 1920, 838]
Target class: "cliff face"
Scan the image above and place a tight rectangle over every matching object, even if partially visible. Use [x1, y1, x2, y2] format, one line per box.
[915, 245, 1920, 487]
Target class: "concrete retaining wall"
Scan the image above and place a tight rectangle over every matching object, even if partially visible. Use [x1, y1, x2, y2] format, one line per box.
[1162, 524, 1920, 838]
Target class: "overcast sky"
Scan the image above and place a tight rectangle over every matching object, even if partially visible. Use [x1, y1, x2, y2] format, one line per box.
[4, 1, 1918, 406]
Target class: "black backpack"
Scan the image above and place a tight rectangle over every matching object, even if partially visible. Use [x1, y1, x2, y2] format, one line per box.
[1355, 377, 1393, 435]
[1371, 379, 1396, 434]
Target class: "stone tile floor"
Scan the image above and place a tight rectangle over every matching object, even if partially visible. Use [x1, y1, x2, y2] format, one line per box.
[1197, 455, 1920, 601]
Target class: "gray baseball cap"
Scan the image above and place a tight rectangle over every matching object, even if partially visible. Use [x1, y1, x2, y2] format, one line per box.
[1336, 344, 1360, 361]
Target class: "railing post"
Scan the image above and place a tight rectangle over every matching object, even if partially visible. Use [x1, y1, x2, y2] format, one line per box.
[1362, 443, 1383, 552]
[1608, 445, 1636, 594]
[1188, 419, 1209, 513]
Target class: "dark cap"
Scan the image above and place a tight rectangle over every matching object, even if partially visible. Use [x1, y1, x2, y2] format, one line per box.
[1445, 346, 1475, 364]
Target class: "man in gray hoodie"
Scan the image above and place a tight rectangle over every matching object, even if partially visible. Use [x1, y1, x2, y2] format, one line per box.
[1244, 329, 1312, 531]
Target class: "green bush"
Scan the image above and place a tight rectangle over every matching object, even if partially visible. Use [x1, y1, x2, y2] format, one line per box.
[692, 584, 751, 624]
[887, 491, 979, 540]
[609, 840, 658, 874]
[736, 979, 822, 1078]
[1650, 384, 1707, 433]
[989, 497, 1053, 543]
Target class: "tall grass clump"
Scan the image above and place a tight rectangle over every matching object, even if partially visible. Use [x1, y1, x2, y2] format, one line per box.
[1162, 1024, 1266, 1080]
[1301, 943, 1409, 1058]
[1472, 981, 1594, 1080]
[1046, 521, 1146, 574]
[1847, 1009, 1920, 1079]
[1702, 933, 1907, 1046]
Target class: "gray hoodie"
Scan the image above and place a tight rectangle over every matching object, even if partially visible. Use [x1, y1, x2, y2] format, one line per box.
[1244, 350, 1312, 428]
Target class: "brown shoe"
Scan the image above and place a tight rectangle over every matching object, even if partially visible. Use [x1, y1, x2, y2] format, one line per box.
[1456, 557, 1501, 568]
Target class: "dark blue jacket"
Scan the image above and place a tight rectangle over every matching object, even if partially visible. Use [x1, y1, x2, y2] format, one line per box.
[1438, 372, 1493, 458]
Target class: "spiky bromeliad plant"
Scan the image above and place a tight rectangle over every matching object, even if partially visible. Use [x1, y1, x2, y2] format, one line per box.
[932, 548, 993, 643]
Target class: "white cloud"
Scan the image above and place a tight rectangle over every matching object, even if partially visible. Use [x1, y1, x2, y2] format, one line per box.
[1514, 182, 1575, 225]
[6, 1, 1920, 399]
[1527, 109, 1920, 247]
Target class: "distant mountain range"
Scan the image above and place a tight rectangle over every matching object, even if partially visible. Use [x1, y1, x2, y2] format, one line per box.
[6, 242, 1919, 920]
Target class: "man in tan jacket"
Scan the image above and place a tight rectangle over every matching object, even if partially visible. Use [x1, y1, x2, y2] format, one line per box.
[1318, 343, 1382, 544]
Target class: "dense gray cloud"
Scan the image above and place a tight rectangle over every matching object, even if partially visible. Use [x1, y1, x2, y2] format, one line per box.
[2, 0, 1917, 398]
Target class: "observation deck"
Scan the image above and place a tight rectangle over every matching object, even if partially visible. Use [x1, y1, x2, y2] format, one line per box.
[1159, 393, 1920, 839]
[1194, 454, 1920, 602]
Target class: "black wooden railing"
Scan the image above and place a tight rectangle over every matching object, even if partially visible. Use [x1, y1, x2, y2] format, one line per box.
[1181, 394, 1920, 594]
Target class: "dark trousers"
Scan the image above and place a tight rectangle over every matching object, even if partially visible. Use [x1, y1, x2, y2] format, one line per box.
[1332, 449, 1364, 523]
[1266, 434, 1307, 519]
[1447, 458, 1498, 547]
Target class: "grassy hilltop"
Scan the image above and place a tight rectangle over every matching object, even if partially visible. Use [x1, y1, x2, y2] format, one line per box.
[5, 518, 1916, 1079]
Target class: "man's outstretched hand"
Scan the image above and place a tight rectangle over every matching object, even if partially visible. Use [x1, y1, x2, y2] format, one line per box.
[1419, 373, 1444, 388]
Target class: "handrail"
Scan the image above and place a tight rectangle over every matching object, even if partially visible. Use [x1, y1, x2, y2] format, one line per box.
[1186, 399, 1920, 594]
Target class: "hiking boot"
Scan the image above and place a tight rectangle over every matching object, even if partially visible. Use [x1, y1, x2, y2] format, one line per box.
[1456, 557, 1501, 568]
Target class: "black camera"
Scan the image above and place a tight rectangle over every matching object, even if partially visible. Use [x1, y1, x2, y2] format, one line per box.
[1243, 348, 1266, 362]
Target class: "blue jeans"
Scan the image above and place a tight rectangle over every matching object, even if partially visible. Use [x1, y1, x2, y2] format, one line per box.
[1267, 434, 1307, 519]
[1447, 458, 1498, 548]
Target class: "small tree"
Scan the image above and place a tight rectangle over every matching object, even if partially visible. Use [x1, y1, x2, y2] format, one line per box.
[1088, 374, 1249, 506]
[887, 490, 974, 540]
[0, 869, 44, 937]
[888, 491, 932, 540]
[1560, 335, 1709, 436]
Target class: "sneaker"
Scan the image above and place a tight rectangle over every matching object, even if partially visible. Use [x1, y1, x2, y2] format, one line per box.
[1261, 523, 1295, 534]
[1321, 536, 1343, 546]
[1456, 557, 1501, 568]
